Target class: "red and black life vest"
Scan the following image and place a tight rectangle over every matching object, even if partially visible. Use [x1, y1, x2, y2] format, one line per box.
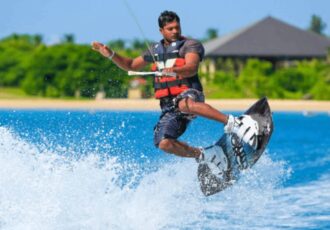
[145, 39, 191, 99]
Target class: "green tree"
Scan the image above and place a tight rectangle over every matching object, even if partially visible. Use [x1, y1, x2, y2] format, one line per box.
[271, 60, 324, 99]
[63, 34, 75, 44]
[21, 43, 128, 98]
[0, 34, 35, 86]
[308, 14, 326, 35]
[210, 70, 242, 98]
[309, 61, 330, 100]
[206, 28, 218, 40]
[238, 59, 273, 97]
[33, 34, 43, 46]
[131, 38, 147, 50]
[108, 39, 126, 50]
[309, 76, 330, 100]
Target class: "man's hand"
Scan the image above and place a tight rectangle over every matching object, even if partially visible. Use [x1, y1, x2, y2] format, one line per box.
[91, 41, 113, 58]
[161, 67, 176, 77]
[162, 67, 174, 73]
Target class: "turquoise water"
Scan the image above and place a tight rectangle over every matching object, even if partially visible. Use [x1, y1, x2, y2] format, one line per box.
[0, 110, 329, 229]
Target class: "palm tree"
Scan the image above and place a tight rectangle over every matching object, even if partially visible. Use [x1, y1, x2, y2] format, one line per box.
[63, 34, 75, 44]
[206, 28, 218, 40]
[308, 15, 326, 35]
[33, 34, 43, 46]
[108, 39, 126, 50]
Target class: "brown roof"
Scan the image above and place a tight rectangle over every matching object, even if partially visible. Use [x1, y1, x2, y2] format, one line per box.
[204, 16, 330, 59]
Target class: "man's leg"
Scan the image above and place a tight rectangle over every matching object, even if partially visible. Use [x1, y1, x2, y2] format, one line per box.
[158, 138, 201, 158]
[158, 98, 228, 159]
[177, 98, 259, 149]
[178, 97, 228, 124]
[157, 92, 257, 165]
[156, 89, 230, 159]
[154, 103, 203, 158]
[158, 97, 228, 158]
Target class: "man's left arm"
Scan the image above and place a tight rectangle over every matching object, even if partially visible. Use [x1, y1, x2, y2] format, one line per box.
[170, 52, 200, 78]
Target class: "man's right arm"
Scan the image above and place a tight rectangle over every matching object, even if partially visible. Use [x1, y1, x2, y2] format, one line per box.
[91, 41, 147, 71]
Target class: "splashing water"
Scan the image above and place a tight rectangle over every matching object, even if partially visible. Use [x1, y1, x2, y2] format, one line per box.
[1, 126, 328, 230]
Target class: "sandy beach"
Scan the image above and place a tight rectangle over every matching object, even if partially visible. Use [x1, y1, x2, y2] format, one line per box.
[0, 98, 329, 112]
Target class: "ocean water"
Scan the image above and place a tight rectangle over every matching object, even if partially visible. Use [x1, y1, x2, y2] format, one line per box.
[0, 109, 329, 230]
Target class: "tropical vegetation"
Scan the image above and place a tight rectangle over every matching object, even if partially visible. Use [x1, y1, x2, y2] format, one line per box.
[0, 15, 329, 100]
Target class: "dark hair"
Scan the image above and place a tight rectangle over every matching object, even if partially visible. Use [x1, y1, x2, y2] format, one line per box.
[158, 11, 180, 28]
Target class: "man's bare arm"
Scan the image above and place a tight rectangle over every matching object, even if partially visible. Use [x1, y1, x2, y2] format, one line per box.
[162, 52, 200, 78]
[91, 41, 147, 71]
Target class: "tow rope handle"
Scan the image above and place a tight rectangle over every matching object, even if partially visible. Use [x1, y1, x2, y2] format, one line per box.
[128, 71, 177, 77]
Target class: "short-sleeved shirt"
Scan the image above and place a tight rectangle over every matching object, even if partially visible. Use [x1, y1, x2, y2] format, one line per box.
[178, 38, 205, 61]
[142, 37, 205, 61]
[142, 37, 205, 92]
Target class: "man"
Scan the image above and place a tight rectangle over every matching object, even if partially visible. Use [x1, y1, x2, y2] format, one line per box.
[92, 11, 253, 167]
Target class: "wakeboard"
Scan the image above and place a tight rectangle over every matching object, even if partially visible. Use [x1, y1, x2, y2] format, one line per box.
[197, 97, 274, 196]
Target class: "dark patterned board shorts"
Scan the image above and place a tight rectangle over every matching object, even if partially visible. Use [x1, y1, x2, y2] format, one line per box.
[154, 89, 205, 147]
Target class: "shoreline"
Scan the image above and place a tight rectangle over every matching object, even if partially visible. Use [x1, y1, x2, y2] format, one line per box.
[0, 98, 329, 112]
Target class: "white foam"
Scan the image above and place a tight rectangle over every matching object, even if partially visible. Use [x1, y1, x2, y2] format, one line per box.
[0, 127, 328, 230]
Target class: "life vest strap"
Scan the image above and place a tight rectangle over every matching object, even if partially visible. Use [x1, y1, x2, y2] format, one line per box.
[144, 53, 179, 63]
[154, 78, 190, 89]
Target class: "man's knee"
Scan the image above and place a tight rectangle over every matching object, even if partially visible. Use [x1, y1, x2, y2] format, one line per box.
[178, 98, 197, 113]
[158, 138, 175, 153]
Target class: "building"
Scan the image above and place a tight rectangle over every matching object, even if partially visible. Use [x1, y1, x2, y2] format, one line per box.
[202, 16, 330, 74]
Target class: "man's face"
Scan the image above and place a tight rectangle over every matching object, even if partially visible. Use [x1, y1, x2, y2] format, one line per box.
[160, 20, 181, 43]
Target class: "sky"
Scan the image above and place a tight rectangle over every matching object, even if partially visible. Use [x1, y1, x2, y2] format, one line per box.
[1, 0, 330, 45]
